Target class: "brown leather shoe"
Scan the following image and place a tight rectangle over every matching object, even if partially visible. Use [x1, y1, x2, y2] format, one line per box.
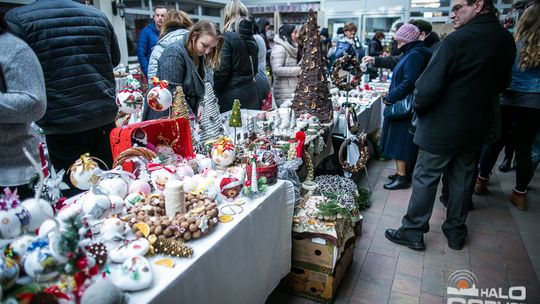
[509, 189, 527, 211]
[474, 176, 489, 195]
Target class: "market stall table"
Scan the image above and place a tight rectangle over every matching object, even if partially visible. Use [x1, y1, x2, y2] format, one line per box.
[332, 95, 383, 137]
[126, 180, 295, 304]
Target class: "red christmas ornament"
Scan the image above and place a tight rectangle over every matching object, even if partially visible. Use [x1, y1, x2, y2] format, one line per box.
[76, 257, 88, 270]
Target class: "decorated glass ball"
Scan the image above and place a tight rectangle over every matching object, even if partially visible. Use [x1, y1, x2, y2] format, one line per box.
[146, 86, 172, 112]
[0, 207, 25, 239]
[211, 138, 236, 168]
[79, 187, 112, 220]
[69, 155, 103, 190]
[21, 198, 54, 232]
[23, 238, 60, 282]
[0, 256, 19, 289]
[116, 89, 144, 114]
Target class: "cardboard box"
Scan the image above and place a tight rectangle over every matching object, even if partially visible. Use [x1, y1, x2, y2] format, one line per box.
[281, 243, 354, 303]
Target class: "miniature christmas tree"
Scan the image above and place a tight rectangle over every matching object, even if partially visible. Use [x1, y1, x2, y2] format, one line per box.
[229, 99, 243, 144]
[199, 82, 224, 143]
[292, 9, 333, 123]
[170, 86, 189, 120]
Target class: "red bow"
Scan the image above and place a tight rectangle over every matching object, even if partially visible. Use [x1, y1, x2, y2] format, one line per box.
[296, 131, 306, 158]
[147, 163, 176, 173]
[151, 77, 169, 89]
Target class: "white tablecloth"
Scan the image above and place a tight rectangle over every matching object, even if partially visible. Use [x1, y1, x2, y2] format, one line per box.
[128, 180, 295, 304]
[332, 96, 383, 136]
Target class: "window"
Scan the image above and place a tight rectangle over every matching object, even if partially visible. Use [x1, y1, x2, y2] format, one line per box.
[124, 0, 149, 9]
[202, 6, 221, 17]
[178, 3, 197, 14]
[125, 14, 151, 57]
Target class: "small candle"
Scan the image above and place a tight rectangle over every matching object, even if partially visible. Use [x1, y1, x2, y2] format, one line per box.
[164, 180, 185, 218]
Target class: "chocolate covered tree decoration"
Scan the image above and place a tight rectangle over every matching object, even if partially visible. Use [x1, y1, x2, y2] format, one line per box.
[229, 99, 242, 144]
[292, 9, 333, 123]
[170, 86, 189, 120]
[199, 82, 224, 143]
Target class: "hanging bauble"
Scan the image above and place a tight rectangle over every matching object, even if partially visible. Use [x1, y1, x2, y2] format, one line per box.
[68, 154, 106, 190]
[146, 77, 172, 112]
[116, 89, 144, 114]
[79, 187, 112, 220]
[0, 255, 19, 289]
[23, 238, 60, 282]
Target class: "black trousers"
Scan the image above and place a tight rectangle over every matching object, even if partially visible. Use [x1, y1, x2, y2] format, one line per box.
[479, 105, 540, 192]
[399, 148, 478, 244]
[45, 123, 115, 197]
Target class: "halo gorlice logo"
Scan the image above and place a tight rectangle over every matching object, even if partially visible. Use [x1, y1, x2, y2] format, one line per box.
[447, 270, 527, 304]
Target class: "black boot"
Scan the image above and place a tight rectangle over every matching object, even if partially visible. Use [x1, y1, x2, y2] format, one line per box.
[384, 174, 410, 190]
[498, 158, 513, 172]
[388, 173, 398, 180]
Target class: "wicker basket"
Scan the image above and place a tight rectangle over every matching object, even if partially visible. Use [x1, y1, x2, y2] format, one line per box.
[245, 138, 278, 185]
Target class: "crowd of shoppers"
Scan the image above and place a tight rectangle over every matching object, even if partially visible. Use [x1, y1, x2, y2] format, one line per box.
[1, 0, 537, 255]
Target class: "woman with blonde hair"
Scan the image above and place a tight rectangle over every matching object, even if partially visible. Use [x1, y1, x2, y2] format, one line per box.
[143, 20, 224, 121]
[214, 0, 260, 112]
[270, 23, 300, 107]
[476, 3, 540, 210]
[147, 10, 193, 81]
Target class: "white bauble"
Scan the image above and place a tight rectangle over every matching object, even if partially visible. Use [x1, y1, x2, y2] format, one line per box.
[21, 199, 54, 232]
[98, 177, 128, 199]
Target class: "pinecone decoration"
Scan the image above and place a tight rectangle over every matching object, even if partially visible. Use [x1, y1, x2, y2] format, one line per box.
[86, 242, 108, 268]
[153, 238, 194, 258]
[292, 9, 333, 123]
[170, 86, 190, 120]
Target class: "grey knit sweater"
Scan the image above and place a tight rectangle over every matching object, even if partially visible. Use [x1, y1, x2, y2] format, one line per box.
[0, 32, 47, 186]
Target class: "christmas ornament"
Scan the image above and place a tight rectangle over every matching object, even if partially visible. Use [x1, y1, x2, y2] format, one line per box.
[199, 82, 223, 143]
[86, 242, 108, 269]
[81, 277, 124, 304]
[21, 198, 54, 232]
[68, 154, 105, 190]
[148, 163, 177, 192]
[5, 235, 35, 266]
[146, 77, 172, 112]
[109, 239, 150, 263]
[210, 137, 235, 168]
[97, 176, 128, 199]
[79, 187, 112, 220]
[0, 189, 26, 239]
[292, 9, 333, 123]
[109, 195, 125, 215]
[128, 179, 152, 195]
[219, 176, 243, 201]
[100, 217, 126, 241]
[23, 238, 60, 282]
[110, 256, 153, 291]
[115, 87, 144, 114]
[0, 255, 19, 289]
[169, 85, 190, 120]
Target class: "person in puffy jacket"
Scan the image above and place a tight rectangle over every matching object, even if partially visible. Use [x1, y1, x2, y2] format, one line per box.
[5, 0, 120, 196]
[137, 6, 167, 76]
[0, 15, 46, 199]
[270, 24, 300, 107]
[214, 0, 259, 113]
[335, 22, 365, 60]
[147, 10, 193, 84]
[143, 20, 224, 121]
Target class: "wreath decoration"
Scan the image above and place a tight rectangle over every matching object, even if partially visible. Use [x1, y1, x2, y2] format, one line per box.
[346, 105, 360, 135]
[331, 54, 362, 92]
[339, 134, 370, 173]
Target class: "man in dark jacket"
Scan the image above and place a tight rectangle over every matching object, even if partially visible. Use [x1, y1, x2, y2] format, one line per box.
[137, 6, 166, 76]
[385, 0, 516, 251]
[6, 0, 120, 195]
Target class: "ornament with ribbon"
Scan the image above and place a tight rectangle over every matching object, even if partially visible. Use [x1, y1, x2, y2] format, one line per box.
[210, 136, 236, 168]
[146, 77, 172, 112]
[147, 163, 177, 192]
[68, 153, 107, 190]
[116, 75, 144, 114]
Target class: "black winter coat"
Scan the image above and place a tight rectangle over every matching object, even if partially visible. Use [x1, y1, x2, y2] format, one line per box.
[214, 20, 259, 113]
[5, 0, 120, 135]
[413, 13, 516, 155]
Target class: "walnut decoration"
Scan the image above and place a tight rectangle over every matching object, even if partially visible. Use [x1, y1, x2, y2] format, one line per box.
[331, 54, 362, 92]
[126, 192, 219, 242]
[338, 134, 370, 173]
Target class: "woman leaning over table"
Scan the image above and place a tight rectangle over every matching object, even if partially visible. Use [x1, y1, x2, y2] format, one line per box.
[143, 20, 224, 121]
[379, 23, 432, 190]
[0, 15, 46, 199]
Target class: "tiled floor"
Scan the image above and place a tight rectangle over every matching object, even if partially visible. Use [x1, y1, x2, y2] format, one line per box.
[267, 156, 540, 304]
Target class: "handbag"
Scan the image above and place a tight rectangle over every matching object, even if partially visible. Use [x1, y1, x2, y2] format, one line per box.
[383, 94, 414, 120]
